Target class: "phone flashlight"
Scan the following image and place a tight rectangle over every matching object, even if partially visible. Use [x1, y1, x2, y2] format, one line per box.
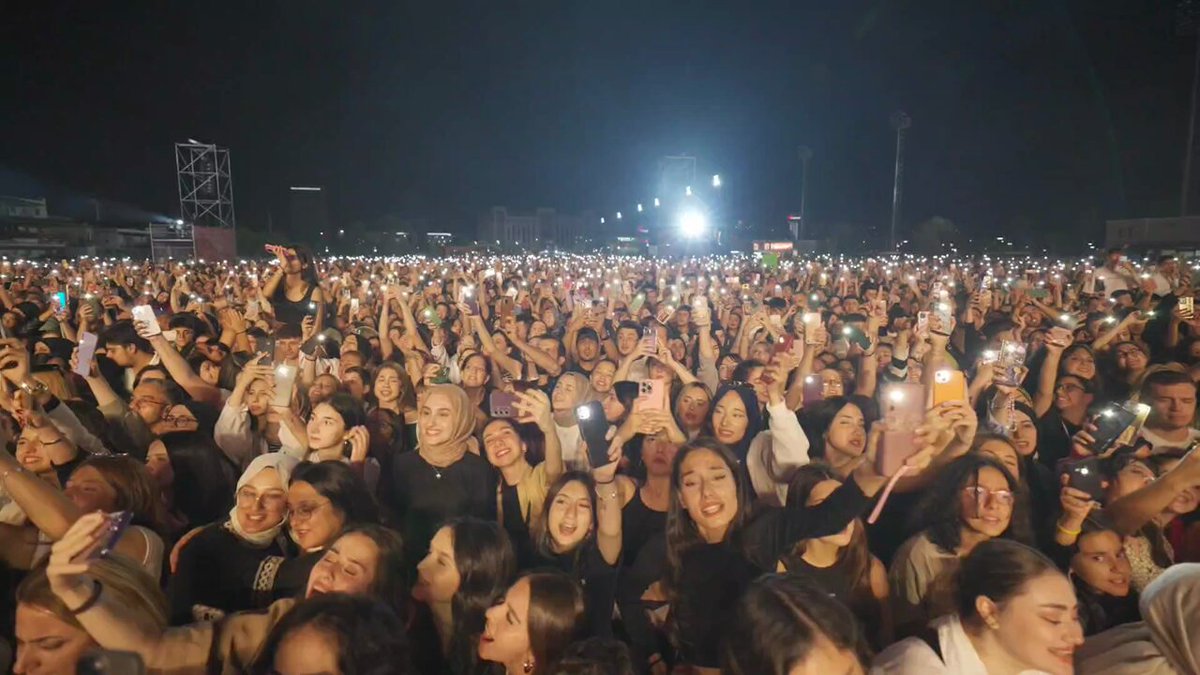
[575, 404, 592, 421]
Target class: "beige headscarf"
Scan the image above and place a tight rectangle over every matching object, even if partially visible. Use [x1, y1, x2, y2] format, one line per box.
[227, 453, 300, 546]
[1075, 563, 1200, 675]
[551, 372, 596, 426]
[417, 384, 479, 467]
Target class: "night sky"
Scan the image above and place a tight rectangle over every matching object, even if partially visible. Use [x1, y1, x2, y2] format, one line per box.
[1, 1, 1195, 247]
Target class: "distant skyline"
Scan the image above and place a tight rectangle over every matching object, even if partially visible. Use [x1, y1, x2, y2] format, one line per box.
[2, 1, 1196, 245]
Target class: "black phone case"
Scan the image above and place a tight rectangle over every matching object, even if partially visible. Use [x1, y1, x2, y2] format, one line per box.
[577, 401, 611, 468]
[1089, 405, 1137, 454]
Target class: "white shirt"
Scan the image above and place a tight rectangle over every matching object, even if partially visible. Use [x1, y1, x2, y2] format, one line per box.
[871, 614, 1054, 675]
[745, 399, 811, 506]
[1138, 426, 1200, 453]
[1093, 266, 1132, 294]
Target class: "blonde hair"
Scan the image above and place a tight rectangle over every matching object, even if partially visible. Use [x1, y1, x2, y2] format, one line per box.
[33, 369, 77, 402]
[17, 555, 168, 631]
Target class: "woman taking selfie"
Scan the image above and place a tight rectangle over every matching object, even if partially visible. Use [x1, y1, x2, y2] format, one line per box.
[46, 517, 407, 674]
[478, 571, 585, 675]
[167, 454, 301, 625]
[409, 518, 516, 675]
[216, 355, 305, 466]
[873, 539, 1084, 674]
[480, 389, 561, 559]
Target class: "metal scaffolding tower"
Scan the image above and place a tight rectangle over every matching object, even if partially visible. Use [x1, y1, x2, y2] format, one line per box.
[175, 140, 237, 230]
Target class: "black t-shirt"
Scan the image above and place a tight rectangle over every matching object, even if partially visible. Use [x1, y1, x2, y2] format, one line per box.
[386, 451, 496, 568]
[1038, 408, 1080, 472]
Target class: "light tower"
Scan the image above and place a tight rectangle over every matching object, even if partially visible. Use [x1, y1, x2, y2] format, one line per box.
[889, 111, 912, 251]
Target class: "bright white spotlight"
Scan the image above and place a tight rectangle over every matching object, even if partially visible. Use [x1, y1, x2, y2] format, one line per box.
[636, 203, 643, 212]
[678, 210, 708, 239]
[685, 185, 693, 196]
[175, 219, 184, 225]
[712, 174, 721, 188]
[653, 197, 660, 207]
[616, 211, 622, 220]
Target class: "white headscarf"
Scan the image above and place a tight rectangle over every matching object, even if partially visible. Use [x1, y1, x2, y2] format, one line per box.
[1075, 563, 1200, 675]
[226, 453, 300, 547]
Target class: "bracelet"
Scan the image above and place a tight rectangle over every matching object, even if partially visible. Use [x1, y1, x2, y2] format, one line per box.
[1056, 524, 1082, 536]
[69, 580, 102, 615]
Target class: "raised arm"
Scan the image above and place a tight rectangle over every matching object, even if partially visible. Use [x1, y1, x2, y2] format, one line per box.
[142, 331, 221, 405]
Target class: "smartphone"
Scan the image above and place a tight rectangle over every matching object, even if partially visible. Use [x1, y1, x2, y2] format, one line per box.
[656, 304, 676, 325]
[73, 511, 133, 563]
[461, 288, 480, 315]
[841, 325, 871, 350]
[130, 305, 161, 336]
[349, 298, 360, 314]
[1181, 296, 1195, 320]
[633, 379, 667, 413]
[499, 297, 514, 319]
[1087, 404, 1138, 455]
[259, 335, 277, 366]
[916, 311, 930, 335]
[994, 341, 1026, 387]
[1057, 456, 1106, 502]
[803, 312, 823, 345]
[931, 369, 967, 406]
[576, 401, 611, 469]
[880, 383, 925, 430]
[271, 365, 298, 408]
[622, 292, 643, 315]
[489, 390, 519, 418]
[77, 649, 146, 675]
[933, 301, 953, 331]
[802, 374, 824, 404]
[877, 428, 919, 477]
[774, 334, 795, 355]
[642, 326, 658, 351]
[75, 332, 99, 378]
[52, 291, 68, 313]
[692, 295, 708, 312]
[420, 307, 442, 327]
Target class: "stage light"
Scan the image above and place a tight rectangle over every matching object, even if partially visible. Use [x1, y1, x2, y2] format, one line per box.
[653, 197, 660, 207]
[637, 203, 643, 212]
[678, 210, 708, 239]
[175, 219, 184, 225]
[712, 174, 721, 188]
[685, 186, 693, 196]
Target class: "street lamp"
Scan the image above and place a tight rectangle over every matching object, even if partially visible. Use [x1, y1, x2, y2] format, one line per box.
[616, 211, 622, 220]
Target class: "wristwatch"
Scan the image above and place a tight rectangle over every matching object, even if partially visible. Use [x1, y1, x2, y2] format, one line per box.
[18, 379, 48, 398]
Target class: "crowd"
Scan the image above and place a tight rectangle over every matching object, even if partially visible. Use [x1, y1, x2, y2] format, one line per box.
[0, 244, 1197, 674]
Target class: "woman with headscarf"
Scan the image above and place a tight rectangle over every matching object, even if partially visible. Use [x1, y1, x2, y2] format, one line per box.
[708, 377, 811, 506]
[167, 453, 302, 624]
[384, 383, 495, 567]
[1075, 563, 1200, 674]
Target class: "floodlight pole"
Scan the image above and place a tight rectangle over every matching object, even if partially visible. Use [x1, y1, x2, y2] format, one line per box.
[889, 111, 911, 251]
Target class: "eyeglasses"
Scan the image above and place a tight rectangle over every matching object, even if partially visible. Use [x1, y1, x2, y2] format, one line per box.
[131, 396, 169, 408]
[1054, 383, 1084, 394]
[162, 413, 198, 427]
[236, 488, 288, 510]
[288, 499, 331, 522]
[963, 486, 1015, 508]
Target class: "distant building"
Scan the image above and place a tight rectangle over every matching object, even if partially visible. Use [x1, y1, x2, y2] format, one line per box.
[478, 207, 591, 249]
[289, 186, 329, 240]
[0, 196, 49, 219]
[1107, 217, 1200, 255]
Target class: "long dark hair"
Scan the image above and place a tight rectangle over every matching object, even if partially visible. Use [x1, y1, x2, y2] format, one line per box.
[1064, 515, 1141, 635]
[797, 395, 878, 464]
[291, 461, 380, 528]
[533, 472, 598, 564]
[782, 464, 877, 628]
[156, 430, 239, 527]
[720, 574, 869, 675]
[252, 593, 412, 675]
[907, 454, 1032, 554]
[521, 571, 585, 675]
[705, 384, 762, 462]
[664, 439, 753, 591]
[444, 518, 517, 675]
